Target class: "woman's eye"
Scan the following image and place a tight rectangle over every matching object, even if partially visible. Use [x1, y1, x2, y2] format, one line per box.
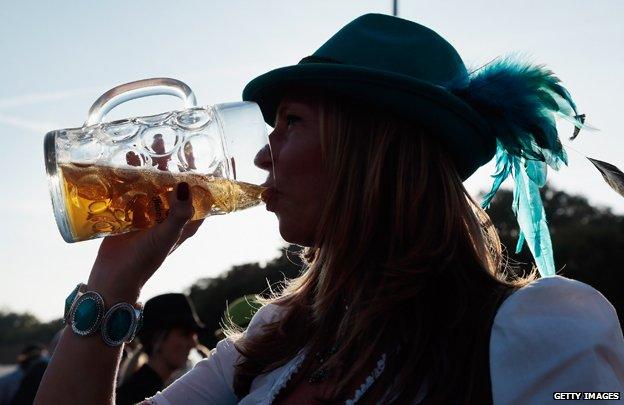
[285, 114, 301, 127]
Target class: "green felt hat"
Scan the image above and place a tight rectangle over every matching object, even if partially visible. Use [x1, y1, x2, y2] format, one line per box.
[242, 13, 495, 180]
[224, 295, 261, 329]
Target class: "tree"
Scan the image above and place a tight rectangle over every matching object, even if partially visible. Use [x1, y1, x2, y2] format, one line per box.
[0, 311, 62, 364]
[484, 186, 623, 324]
[188, 249, 303, 348]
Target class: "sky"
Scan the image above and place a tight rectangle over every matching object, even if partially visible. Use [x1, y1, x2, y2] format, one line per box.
[1, 0, 622, 321]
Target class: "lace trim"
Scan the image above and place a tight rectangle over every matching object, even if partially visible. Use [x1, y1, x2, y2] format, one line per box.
[345, 353, 386, 405]
[263, 350, 387, 405]
[264, 349, 308, 405]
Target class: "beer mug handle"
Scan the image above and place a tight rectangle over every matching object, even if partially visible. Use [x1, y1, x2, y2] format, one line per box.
[84, 77, 198, 126]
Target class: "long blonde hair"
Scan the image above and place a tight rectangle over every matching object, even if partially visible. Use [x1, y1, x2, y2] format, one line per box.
[231, 92, 536, 402]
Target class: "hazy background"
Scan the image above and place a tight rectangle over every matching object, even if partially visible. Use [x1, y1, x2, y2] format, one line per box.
[1, 0, 622, 321]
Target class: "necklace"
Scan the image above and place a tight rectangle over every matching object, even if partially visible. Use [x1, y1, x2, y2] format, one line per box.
[308, 303, 349, 384]
[307, 344, 339, 384]
[306, 349, 389, 405]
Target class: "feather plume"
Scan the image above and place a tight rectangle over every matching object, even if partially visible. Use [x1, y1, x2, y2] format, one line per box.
[450, 58, 582, 166]
[587, 157, 624, 198]
[447, 58, 585, 277]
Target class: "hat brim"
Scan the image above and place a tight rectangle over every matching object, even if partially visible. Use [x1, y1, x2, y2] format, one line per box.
[242, 63, 495, 180]
[138, 319, 207, 341]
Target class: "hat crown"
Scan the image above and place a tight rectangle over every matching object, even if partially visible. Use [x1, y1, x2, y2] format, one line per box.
[243, 13, 494, 180]
[310, 14, 467, 86]
[141, 293, 204, 333]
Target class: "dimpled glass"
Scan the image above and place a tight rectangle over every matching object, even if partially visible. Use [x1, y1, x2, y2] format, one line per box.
[45, 101, 268, 243]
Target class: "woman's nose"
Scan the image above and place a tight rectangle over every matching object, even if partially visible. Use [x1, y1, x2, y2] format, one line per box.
[254, 143, 273, 171]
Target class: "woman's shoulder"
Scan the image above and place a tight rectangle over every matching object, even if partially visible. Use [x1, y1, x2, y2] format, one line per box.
[246, 302, 286, 336]
[489, 275, 624, 403]
[493, 275, 620, 335]
[249, 302, 285, 326]
[491, 274, 623, 353]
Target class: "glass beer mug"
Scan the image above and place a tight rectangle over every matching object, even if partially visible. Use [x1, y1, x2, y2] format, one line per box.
[44, 78, 270, 243]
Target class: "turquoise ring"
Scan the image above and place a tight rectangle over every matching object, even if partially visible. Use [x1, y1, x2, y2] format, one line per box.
[101, 302, 143, 347]
[70, 291, 105, 336]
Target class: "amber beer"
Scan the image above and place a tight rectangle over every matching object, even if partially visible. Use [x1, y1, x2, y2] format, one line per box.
[58, 163, 266, 242]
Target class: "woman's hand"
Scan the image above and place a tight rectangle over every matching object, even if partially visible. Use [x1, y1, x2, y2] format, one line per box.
[87, 182, 202, 303]
[35, 182, 206, 405]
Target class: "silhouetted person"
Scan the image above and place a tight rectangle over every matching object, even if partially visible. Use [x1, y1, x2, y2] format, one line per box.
[115, 293, 203, 405]
[0, 344, 46, 405]
[10, 331, 60, 405]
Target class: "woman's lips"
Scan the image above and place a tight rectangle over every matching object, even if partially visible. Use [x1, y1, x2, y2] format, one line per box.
[261, 186, 278, 211]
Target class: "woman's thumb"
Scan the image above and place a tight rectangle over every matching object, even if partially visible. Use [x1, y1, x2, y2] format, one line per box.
[170, 182, 194, 225]
[152, 182, 195, 247]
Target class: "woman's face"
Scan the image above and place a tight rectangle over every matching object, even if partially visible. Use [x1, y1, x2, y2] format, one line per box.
[255, 94, 328, 246]
[158, 327, 198, 370]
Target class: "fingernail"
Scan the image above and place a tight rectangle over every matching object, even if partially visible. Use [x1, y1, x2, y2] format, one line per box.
[177, 182, 189, 201]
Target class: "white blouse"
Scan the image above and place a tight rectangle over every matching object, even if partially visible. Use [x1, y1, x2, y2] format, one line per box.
[147, 276, 624, 404]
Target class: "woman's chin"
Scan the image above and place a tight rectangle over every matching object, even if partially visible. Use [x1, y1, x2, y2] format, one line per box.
[278, 220, 314, 247]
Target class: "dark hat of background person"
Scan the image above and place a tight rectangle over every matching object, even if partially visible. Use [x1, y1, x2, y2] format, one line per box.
[138, 293, 206, 342]
[242, 13, 599, 278]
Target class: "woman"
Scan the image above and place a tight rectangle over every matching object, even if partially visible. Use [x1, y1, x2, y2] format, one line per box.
[35, 14, 624, 404]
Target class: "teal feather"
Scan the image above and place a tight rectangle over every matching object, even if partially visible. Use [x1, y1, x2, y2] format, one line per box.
[536, 90, 559, 112]
[514, 158, 547, 254]
[481, 144, 512, 209]
[525, 159, 547, 186]
[449, 58, 576, 277]
[542, 147, 568, 170]
[514, 231, 525, 254]
[450, 58, 582, 166]
[512, 157, 556, 277]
